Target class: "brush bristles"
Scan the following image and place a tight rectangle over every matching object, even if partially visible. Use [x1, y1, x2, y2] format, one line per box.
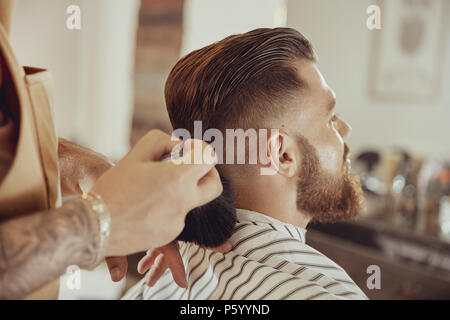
[176, 176, 237, 248]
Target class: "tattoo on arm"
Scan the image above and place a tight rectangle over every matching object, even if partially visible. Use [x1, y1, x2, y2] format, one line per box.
[0, 198, 99, 299]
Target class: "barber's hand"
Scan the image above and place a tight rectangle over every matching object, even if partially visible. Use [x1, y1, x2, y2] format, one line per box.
[105, 241, 232, 284]
[137, 241, 232, 288]
[58, 138, 114, 196]
[92, 130, 222, 257]
[57, 138, 124, 281]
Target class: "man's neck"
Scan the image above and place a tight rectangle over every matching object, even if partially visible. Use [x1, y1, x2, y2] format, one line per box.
[232, 186, 310, 229]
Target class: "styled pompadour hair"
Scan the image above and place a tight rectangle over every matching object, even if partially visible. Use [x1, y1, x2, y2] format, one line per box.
[165, 27, 316, 134]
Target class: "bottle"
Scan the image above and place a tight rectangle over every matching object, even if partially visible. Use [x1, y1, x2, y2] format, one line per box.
[438, 168, 450, 239]
[424, 166, 450, 237]
[393, 152, 420, 229]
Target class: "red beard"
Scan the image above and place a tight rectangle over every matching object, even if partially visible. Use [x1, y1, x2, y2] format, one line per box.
[295, 136, 364, 223]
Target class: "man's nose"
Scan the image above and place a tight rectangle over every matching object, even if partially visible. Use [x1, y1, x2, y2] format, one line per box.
[338, 118, 352, 139]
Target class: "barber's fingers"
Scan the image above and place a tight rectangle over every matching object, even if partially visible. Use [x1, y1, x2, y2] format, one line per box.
[176, 139, 218, 178]
[145, 254, 168, 287]
[131, 129, 182, 162]
[160, 242, 187, 288]
[137, 250, 160, 275]
[105, 256, 128, 282]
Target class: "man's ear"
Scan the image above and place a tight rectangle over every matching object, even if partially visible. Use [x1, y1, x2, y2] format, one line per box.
[266, 131, 299, 178]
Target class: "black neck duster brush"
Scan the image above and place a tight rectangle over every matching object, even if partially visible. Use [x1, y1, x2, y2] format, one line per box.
[160, 151, 237, 248]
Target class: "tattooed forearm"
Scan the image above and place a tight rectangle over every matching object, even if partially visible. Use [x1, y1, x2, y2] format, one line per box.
[0, 198, 100, 299]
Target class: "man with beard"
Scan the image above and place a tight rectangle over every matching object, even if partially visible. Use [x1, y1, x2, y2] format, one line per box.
[123, 27, 368, 300]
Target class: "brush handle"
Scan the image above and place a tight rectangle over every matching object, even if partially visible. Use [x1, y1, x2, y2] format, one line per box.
[158, 140, 185, 162]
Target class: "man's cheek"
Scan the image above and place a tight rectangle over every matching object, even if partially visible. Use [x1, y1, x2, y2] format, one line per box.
[315, 144, 341, 173]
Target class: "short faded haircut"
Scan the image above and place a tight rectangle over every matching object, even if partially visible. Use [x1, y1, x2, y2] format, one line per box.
[165, 27, 316, 134]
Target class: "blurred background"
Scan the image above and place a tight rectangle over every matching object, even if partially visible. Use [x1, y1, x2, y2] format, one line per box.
[9, 0, 450, 299]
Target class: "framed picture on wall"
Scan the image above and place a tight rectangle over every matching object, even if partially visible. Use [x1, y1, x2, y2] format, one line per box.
[369, 0, 448, 103]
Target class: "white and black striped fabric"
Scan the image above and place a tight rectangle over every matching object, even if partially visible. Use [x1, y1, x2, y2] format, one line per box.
[122, 209, 368, 300]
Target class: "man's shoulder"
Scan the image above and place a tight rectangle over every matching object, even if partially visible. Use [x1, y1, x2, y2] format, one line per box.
[231, 219, 313, 256]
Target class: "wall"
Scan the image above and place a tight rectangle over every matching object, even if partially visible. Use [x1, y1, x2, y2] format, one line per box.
[10, 0, 82, 140]
[131, 0, 184, 143]
[11, 0, 139, 160]
[287, 0, 450, 158]
[181, 0, 287, 55]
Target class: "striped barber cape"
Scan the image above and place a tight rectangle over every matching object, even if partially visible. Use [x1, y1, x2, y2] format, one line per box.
[123, 209, 368, 300]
